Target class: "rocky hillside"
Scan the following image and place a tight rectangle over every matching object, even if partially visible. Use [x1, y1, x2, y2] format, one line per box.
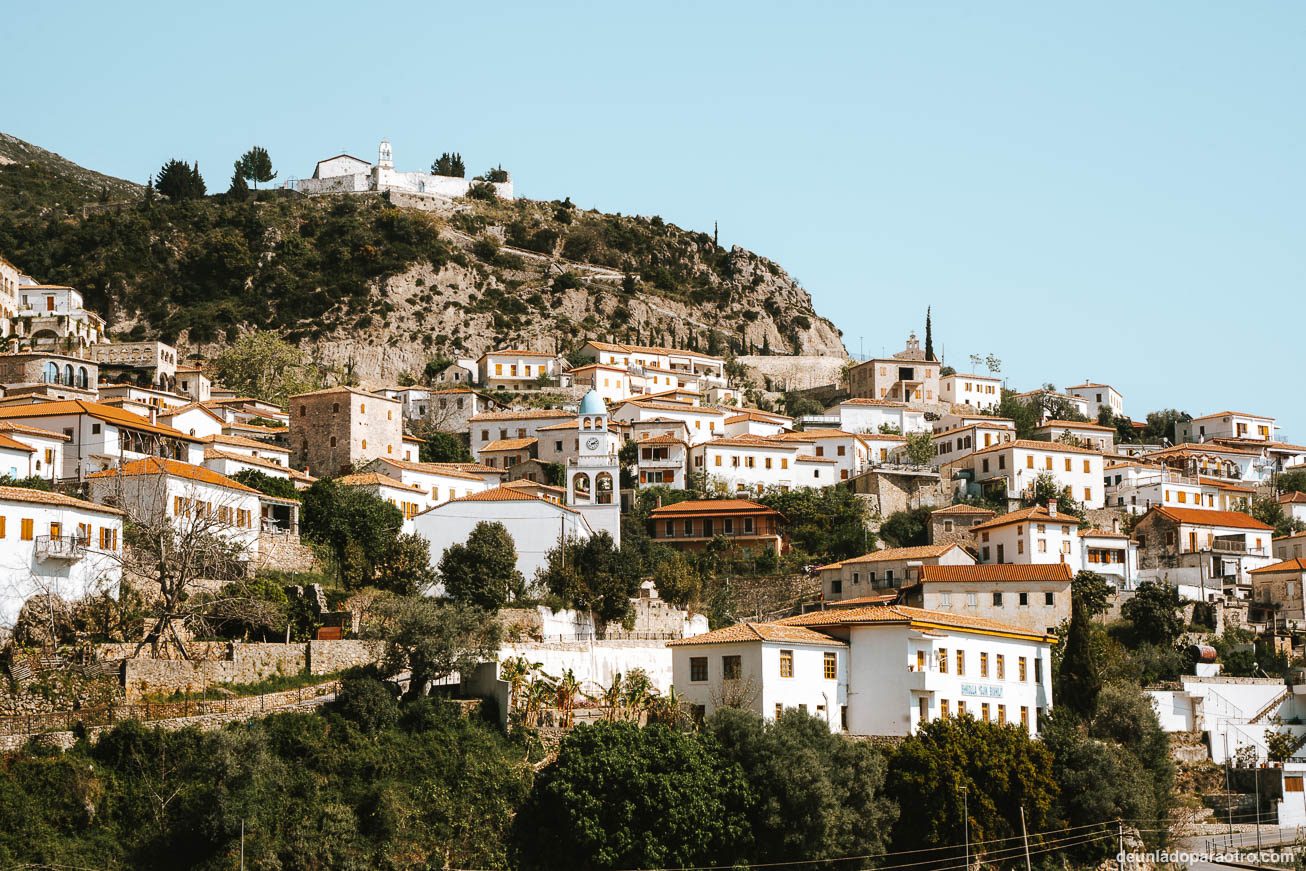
[0, 133, 143, 213]
[0, 133, 846, 384]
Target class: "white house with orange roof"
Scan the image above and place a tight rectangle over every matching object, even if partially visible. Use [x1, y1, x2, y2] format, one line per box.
[932, 420, 1016, 467]
[770, 429, 870, 482]
[899, 563, 1075, 634]
[336, 471, 431, 529]
[966, 440, 1105, 509]
[940, 372, 1003, 412]
[0, 400, 204, 480]
[0, 421, 67, 483]
[1178, 411, 1277, 444]
[692, 435, 835, 494]
[970, 503, 1084, 567]
[721, 409, 792, 439]
[477, 349, 562, 390]
[670, 604, 1055, 736]
[86, 457, 263, 557]
[0, 485, 125, 628]
[413, 485, 594, 585]
[610, 398, 729, 445]
[360, 457, 497, 505]
[1144, 442, 1266, 484]
[819, 543, 976, 600]
[1030, 419, 1116, 453]
[157, 403, 226, 439]
[469, 408, 573, 458]
[1133, 506, 1277, 595]
[568, 363, 635, 404]
[635, 433, 690, 488]
[1279, 492, 1306, 525]
[830, 398, 929, 435]
[1065, 382, 1124, 418]
[577, 340, 726, 388]
[1079, 526, 1139, 587]
[1274, 531, 1306, 562]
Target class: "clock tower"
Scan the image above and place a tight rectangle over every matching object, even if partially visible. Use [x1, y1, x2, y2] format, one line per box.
[567, 389, 621, 545]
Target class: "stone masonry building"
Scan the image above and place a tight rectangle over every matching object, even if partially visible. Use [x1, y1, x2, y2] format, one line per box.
[290, 386, 402, 477]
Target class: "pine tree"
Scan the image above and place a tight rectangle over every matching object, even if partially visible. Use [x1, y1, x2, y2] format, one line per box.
[155, 159, 205, 202]
[228, 165, 251, 201]
[924, 306, 935, 361]
[431, 152, 465, 178]
[236, 146, 277, 189]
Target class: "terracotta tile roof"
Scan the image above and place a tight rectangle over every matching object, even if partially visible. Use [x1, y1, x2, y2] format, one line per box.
[777, 604, 1054, 641]
[702, 435, 798, 450]
[0, 484, 124, 516]
[796, 455, 838, 464]
[289, 385, 397, 403]
[826, 593, 899, 607]
[650, 499, 779, 517]
[0, 421, 70, 441]
[1149, 506, 1273, 531]
[917, 563, 1074, 583]
[724, 410, 793, 425]
[1066, 382, 1113, 390]
[469, 409, 573, 422]
[481, 437, 537, 452]
[0, 400, 200, 442]
[1274, 530, 1306, 543]
[971, 505, 1081, 532]
[201, 433, 290, 453]
[87, 457, 261, 494]
[1146, 442, 1261, 458]
[479, 349, 556, 358]
[369, 458, 494, 481]
[1034, 420, 1115, 432]
[584, 339, 723, 362]
[1200, 477, 1255, 493]
[536, 421, 580, 431]
[1194, 410, 1274, 421]
[971, 438, 1102, 458]
[202, 448, 315, 482]
[840, 398, 908, 408]
[931, 504, 996, 516]
[159, 401, 226, 422]
[421, 486, 578, 515]
[819, 543, 966, 570]
[626, 400, 726, 415]
[501, 479, 566, 495]
[0, 434, 35, 453]
[1250, 559, 1306, 574]
[1081, 528, 1130, 539]
[638, 433, 688, 446]
[336, 472, 425, 492]
[1278, 492, 1306, 504]
[666, 622, 845, 647]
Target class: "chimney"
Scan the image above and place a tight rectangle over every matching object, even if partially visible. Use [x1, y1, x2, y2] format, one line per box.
[1046, 500, 1057, 518]
[1112, 517, 1121, 534]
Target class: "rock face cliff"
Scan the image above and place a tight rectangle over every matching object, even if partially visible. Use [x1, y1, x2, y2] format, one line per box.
[0, 132, 846, 385]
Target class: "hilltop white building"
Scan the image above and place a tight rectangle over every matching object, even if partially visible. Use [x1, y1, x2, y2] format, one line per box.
[288, 141, 513, 201]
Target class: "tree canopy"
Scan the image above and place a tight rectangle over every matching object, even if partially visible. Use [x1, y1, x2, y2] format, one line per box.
[235, 146, 276, 188]
[438, 521, 525, 611]
[154, 159, 206, 201]
[209, 331, 322, 407]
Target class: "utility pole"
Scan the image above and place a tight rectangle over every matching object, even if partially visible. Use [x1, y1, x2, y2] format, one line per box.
[1020, 807, 1032, 871]
[1118, 820, 1125, 871]
[960, 786, 970, 871]
[1256, 764, 1262, 852]
[240, 818, 245, 871]
[1224, 732, 1234, 844]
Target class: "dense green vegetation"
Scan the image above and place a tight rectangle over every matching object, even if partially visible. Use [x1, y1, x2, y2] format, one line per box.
[0, 133, 142, 213]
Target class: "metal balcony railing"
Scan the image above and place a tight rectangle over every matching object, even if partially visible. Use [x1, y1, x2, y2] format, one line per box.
[35, 535, 87, 561]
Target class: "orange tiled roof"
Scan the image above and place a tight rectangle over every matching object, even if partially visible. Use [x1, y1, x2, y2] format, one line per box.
[666, 622, 846, 647]
[971, 438, 1102, 458]
[336, 472, 425, 492]
[0, 433, 35, 453]
[481, 437, 537, 452]
[201, 433, 290, 453]
[501, 479, 566, 495]
[87, 457, 261, 494]
[1148, 506, 1273, 530]
[0, 420, 70, 441]
[819, 543, 966, 570]
[1035, 420, 1115, 432]
[202, 448, 315, 482]
[469, 409, 573, 422]
[0, 400, 200, 442]
[585, 339, 723, 362]
[650, 499, 779, 517]
[971, 505, 1081, 532]
[369, 457, 494, 481]
[1278, 492, 1306, 504]
[917, 563, 1074, 583]
[840, 398, 908, 408]
[480, 349, 556, 358]
[1250, 559, 1306, 574]
[778, 603, 1054, 641]
[931, 504, 996, 516]
[0, 484, 124, 516]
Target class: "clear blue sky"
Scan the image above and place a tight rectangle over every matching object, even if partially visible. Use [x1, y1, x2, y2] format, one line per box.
[6, 2, 1304, 439]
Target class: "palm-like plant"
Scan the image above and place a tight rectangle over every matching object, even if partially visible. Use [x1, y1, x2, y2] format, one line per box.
[646, 686, 686, 728]
[524, 674, 556, 728]
[600, 672, 624, 722]
[555, 669, 582, 728]
[621, 668, 653, 722]
[500, 656, 541, 715]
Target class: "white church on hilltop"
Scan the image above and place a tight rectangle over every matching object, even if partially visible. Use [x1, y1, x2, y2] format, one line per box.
[287, 140, 514, 201]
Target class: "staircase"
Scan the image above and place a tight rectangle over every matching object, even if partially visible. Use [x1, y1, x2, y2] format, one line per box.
[1249, 687, 1292, 724]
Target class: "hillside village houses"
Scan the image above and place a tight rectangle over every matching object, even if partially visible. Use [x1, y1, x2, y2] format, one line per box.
[8, 247, 1306, 748]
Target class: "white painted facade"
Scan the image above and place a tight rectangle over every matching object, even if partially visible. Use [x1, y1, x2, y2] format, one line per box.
[611, 400, 728, 446]
[289, 141, 514, 200]
[832, 399, 930, 435]
[974, 507, 1084, 567]
[1066, 382, 1124, 418]
[693, 437, 834, 494]
[1179, 411, 1277, 444]
[362, 457, 495, 504]
[969, 441, 1106, 509]
[933, 423, 1016, 468]
[470, 411, 573, 459]
[940, 373, 1002, 412]
[0, 487, 123, 628]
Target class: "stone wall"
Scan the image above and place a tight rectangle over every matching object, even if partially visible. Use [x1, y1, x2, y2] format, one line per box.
[849, 471, 951, 520]
[255, 532, 320, 574]
[96, 640, 384, 700]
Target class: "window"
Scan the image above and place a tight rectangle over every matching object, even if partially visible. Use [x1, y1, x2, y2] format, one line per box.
[996, 654, 1005, 680]
[1019, 657, 1028, 681]
[824, 652, 837, 679]
[966, 592, 977, 607]
[690, 657, 707, 682]
[940, 591, 951, 607]
[956, 650, 966, 676]
[938, 648, 948, 672]
[1021, 706, 1029, 729]
[916, 650, 926, 671]
[980, 652, 989, 678]
[1045, 592, 1055, 606]
[49, 521, 62, 539]
[998, 704, 1007, 725]
[1083, 459, 1091, 473]
[1026, 455, 1034, 469]
[1019, 592, 1029, 606]
[957, 700, 967, 717]
[982, 703, 991, 722]
[993, 591, 1003, 606]
[940, 699, 950, 718]
[20, 518, 33, 541]
[723, 655, 742, 680]
[1065, 458, 1072, 472]
[779, 649, 793, 678]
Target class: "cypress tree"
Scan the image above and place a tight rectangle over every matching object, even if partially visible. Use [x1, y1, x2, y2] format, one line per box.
[924, 306, 935, 361]
[1056, 597, 1101, 719]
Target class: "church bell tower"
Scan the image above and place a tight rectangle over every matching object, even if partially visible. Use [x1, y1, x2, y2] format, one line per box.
[567, 389, 621, 545]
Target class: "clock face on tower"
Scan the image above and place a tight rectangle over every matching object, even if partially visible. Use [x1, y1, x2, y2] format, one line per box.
[585, 437, 600, 451]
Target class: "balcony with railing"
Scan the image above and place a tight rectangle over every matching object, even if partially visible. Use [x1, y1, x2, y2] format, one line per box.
[35, 535, 87, 561]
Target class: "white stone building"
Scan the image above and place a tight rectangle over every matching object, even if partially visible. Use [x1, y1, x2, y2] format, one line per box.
[970, 504, 1084, 567]
[692, 435, 835, 494]
[566, 391, 622, 545]
[470, 409, 573, 459]
[0, 486, 124, 629]
[901, 563, 1075, 635]
[361, 456, 497, 504]
[967, 440, 1106, 509]
[671, 604, 1055, 737]
[1178, 411, 1277, 444]
[940, 372, 1003, 412]
[288, 141, 513, 201]
[611, 399, 729, 446]
[819, 543, 976, 600]
[829, 398, 930, 435]
[1065, 382, 1124, 418]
